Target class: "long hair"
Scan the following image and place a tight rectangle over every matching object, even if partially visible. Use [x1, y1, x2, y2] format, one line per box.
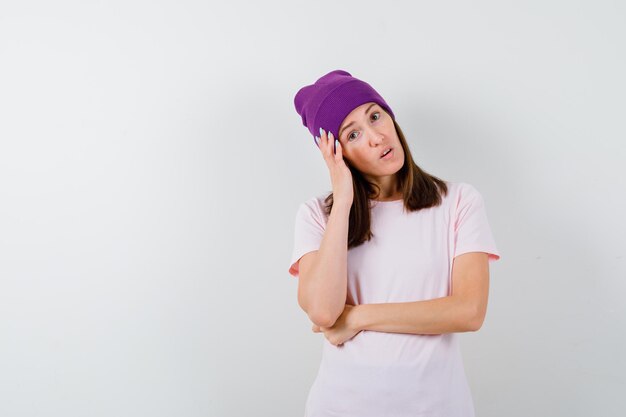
[322, 119, 448, 249]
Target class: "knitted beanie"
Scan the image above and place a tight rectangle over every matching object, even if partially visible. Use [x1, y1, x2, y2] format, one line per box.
[294, 69, 395, 146]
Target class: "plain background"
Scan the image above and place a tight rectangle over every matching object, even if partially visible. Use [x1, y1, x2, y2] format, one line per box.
[1, 1, 625, 416]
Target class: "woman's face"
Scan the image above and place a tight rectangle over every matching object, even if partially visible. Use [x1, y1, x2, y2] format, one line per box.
[336, 102, 404, 180]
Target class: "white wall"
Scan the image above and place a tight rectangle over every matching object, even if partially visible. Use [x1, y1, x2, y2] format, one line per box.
[1, 1, 624, 416]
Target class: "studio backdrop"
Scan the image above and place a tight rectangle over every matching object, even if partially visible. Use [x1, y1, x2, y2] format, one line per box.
[0, 1, 624, 416]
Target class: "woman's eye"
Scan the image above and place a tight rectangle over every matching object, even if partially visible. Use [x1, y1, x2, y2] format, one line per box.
[347, 112, 380, 142]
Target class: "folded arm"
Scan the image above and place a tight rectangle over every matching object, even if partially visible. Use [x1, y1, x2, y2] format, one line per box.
[351, 252, 491, 334]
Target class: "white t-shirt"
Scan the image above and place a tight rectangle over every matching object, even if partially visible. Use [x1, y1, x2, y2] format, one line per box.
[288, 181, 501, 417]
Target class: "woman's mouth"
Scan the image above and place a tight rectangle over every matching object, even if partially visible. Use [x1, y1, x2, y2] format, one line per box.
[380, 148, 393, 159]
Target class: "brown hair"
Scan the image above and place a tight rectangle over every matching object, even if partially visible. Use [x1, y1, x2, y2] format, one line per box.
[322, 119, 449, 249]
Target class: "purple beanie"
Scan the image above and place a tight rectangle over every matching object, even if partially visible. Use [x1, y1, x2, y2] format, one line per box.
[294, 69, 395, 146]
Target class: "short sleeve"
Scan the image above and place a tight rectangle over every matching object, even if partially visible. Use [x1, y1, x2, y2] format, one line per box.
[453, 183, 501, 262]
[288, 198, 327, 277]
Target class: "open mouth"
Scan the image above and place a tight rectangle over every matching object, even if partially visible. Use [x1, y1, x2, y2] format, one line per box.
[380, 147, 393, 159]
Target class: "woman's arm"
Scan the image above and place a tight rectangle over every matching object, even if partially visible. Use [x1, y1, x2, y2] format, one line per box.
[298, 200, 352, 328]
[351, 252, 490, 334]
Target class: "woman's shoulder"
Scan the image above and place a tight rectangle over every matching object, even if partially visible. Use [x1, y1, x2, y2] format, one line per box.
[443, 180, 480, 196]
[442, 180, 486, 209]
[301, 190, 331, 208]
[297, 191, 332, 220]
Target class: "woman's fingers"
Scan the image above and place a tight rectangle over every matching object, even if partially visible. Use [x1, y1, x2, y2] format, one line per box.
[318, 127, 338, 160]
[311, 324, 329, 333]
[321, 127, 330, 158]
[317, 128, 327, 159]
[334, 135, 343, 161]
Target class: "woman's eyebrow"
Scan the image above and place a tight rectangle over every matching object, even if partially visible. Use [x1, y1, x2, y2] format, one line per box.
[339, 103, 377, 137]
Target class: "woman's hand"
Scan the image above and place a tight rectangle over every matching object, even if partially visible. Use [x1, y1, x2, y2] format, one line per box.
[316, 128, 353, 206]
[311, 303, 361, 346]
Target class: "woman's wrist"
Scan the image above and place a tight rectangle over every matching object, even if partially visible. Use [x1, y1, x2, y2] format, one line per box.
[348, 304, 365, 332]
[331, 199, 352, 212]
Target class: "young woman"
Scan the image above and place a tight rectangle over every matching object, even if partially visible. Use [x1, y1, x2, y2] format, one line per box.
[289, 69, 501, 417]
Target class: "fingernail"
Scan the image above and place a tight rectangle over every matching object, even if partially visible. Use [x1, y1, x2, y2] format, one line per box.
[319, 127, 324, 136]
[328, 131, 334, 139]
[314, 136, 319, 146]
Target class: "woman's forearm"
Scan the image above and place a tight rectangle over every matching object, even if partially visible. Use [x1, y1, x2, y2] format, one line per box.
[305, 201, 351, 327]
[352, 296, 479, 335]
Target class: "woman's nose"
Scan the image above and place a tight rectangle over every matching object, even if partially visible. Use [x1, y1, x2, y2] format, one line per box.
[368, 129, 384, 144]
